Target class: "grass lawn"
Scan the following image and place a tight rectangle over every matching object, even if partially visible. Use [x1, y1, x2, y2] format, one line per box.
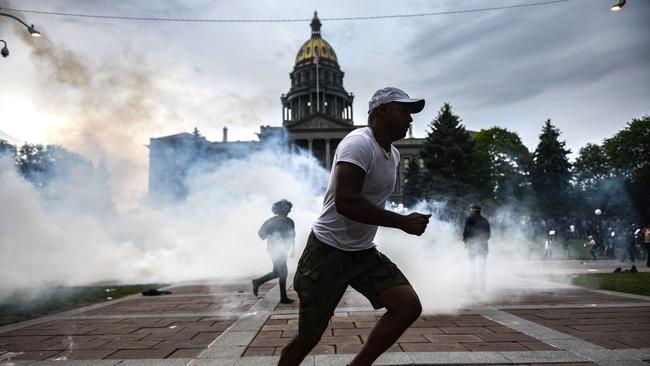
[0, 284, 166, 326]
[571, 272, 650, 296]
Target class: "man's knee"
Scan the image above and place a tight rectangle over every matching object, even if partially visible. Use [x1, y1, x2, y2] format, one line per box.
[381, 286, 422, 321]
[402, 295, 422, 320]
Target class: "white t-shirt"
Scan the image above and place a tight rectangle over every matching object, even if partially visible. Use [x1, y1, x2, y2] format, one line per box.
[312, 127, 399, 251]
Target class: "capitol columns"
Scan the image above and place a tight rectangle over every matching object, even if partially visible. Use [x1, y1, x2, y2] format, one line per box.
[325, 138, 332, 170]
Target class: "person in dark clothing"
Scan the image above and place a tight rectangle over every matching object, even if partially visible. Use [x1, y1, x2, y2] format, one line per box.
[605, 228, 617, 260]
[462, 204, 491, 292]
[620, 227, 636, 263]
[642, 225, 650, 267]
[562, 227, 573, 259]
[253, 199, 296, 304]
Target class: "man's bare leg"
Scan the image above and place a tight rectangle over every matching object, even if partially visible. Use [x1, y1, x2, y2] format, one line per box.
[278, 334, 321, 366]
[349, 285, 422, 366]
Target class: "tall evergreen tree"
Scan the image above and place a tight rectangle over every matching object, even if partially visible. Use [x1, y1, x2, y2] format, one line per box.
[531, 120, 572, 220]
[402, 156, 423, 207]
[420, 103, 474, 200]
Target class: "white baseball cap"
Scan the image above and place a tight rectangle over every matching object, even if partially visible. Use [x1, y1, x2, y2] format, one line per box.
[368, 87, 425, 114]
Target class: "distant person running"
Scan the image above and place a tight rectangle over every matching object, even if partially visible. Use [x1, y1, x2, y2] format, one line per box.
[252, 199, 295, 304]
[278, 87, 431, 366]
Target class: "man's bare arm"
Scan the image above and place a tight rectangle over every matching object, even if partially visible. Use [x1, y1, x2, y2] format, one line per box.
[334, 162, 430, 236]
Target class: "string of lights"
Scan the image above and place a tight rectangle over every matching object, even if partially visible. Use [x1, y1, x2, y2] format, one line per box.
[1, 0, 576, 23]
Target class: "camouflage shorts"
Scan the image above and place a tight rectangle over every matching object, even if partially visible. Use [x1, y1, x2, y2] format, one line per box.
[293, 232, 411, 336]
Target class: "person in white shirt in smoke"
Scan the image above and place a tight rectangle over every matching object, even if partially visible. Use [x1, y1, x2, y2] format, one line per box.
[278, 87, 431, 366]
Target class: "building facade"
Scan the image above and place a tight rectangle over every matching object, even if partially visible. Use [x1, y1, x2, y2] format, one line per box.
[149, 12, 425, 203]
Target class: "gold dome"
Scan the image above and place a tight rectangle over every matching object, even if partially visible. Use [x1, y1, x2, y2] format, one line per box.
[295, 37, 338, 65]
[295, 12, 338, 66]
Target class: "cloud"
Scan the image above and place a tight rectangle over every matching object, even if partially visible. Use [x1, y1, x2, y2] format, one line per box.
[1, 0, 648, 206]
[407, 1, 650, 109]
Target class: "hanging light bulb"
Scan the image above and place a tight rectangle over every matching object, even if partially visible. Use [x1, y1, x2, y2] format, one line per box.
[28, 24, 42, 37]
[1, 40, 9, 58]
[611, 0, 626, 11]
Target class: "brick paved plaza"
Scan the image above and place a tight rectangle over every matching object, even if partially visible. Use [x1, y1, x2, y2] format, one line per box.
[0, 261, 648, 365]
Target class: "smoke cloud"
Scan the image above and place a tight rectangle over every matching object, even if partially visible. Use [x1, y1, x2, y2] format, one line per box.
[377, 202, 565, 314]
[0, 147, 327, 301]
[1, 142, 568, 315]
[3, 1, 218, 210]
[16, 25, 172, 210]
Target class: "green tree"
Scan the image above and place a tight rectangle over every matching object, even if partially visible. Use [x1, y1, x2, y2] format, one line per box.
[0, 139, 16, 160]
[573, 142, 631, 220]
[531, 120, 572, 220]
[603, 116, 650, 223]
[574, 143, 611, 192]
[420, 103, 474, 200]
[15, 143, 113, 212]
[402, 156, 423, 207]
[17, 143, 52, 188]
[472, 127, 533, 206]
[16, 143, 93, 189]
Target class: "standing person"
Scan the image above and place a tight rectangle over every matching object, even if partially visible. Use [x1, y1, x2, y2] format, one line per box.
[544, 230, 555, 259]
[462, 204, 491, 292]
[643, 224, 650, 267]
[278, 87, 430, 366]
[590, 223, 602, 258]
[562, 225, 573, 259]
[252, 199, 296, 304]
[586, 236, 598, 260]
[619, 227, 636, 263]
[606, 228, 617, 260]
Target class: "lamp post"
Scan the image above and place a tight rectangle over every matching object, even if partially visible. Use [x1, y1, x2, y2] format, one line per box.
[0, 10, 42, 37]
[0, 9, 42, 58]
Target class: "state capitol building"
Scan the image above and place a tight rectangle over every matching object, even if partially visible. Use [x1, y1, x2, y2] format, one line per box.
[148, 12, 425, 203]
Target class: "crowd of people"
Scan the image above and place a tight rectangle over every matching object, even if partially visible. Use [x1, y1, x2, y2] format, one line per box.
[464, 210, 649, 265]
[537, 216, 650, 265]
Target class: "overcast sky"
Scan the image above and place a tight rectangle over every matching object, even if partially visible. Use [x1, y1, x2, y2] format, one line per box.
[0, 0, 648, 206]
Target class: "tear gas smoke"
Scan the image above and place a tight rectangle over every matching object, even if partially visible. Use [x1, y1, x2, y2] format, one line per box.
[377, 201, 570, 313]
[3, 1, 251, 211]
[0, 147, 327, 301]
[1, 144, 570, 314]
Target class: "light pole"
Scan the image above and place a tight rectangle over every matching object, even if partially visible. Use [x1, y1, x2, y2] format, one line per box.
[0, 8, 42, 58]
[0, 10, 41, 37]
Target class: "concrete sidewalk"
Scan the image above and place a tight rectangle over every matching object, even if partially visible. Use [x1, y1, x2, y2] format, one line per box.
[1, 260, 649, 366]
